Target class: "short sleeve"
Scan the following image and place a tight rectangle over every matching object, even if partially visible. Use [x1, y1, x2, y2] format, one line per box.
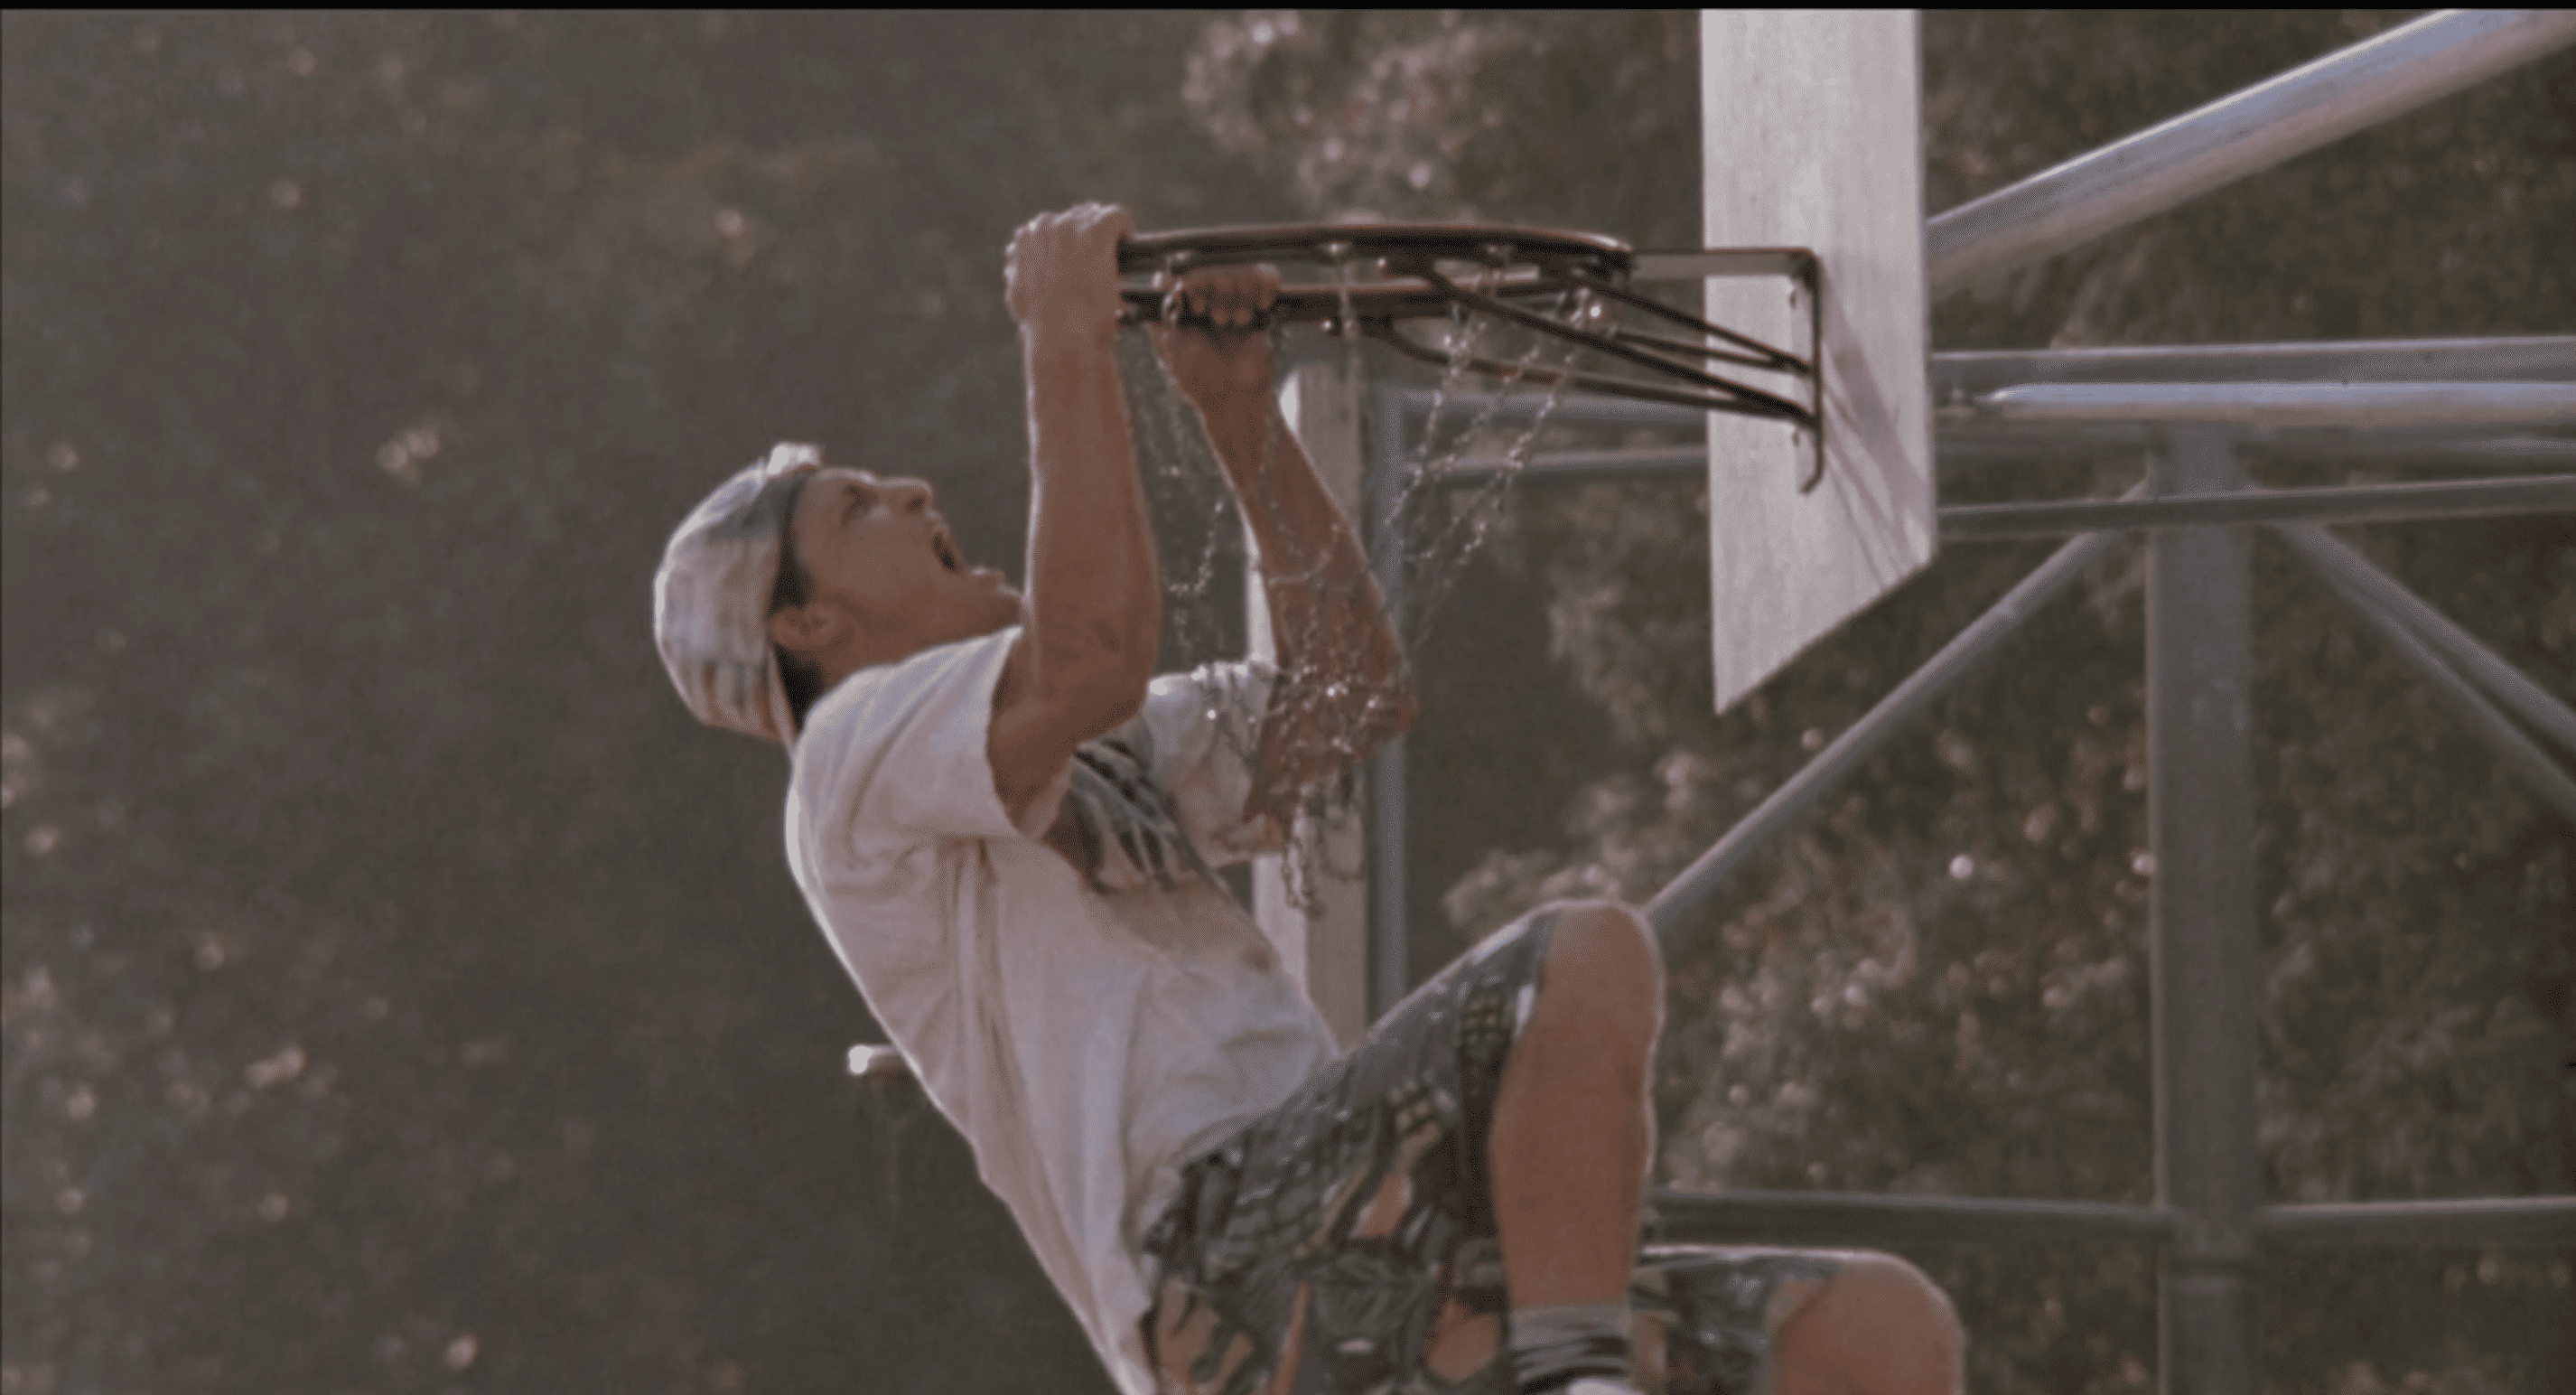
[1136, 660, 1283, 867]
[790, 628, 1069, 856]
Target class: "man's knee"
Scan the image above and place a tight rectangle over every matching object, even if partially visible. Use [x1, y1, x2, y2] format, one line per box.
[1843, 1251, 1961, 1348]
[1539, 899, 1663, 1014]
[1776, 1251, 1963, 1395]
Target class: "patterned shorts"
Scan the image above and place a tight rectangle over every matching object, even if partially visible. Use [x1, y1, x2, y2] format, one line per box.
[1139, 909, 1845, 1395]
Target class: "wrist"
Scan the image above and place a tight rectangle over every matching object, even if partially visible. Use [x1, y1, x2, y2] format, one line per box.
[1018, 302, 1120, 358]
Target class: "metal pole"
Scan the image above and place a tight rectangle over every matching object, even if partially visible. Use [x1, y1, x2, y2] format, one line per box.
[1927, 9, 2576, 293]
[2257, 1196, 2576, 1250]
[1268, 364, 1373, 1045]
[1928, 335, 2576, 398]
[1938, 474, 2576, 539]
[1645, 1189, 2576, 1251]
[2249, 434, 2575, 470]
[1652, 1189, 2177, 1249]
[1970, 380, 2576, 429]
[1367, 384, 1414, 1018]
[2148, 426, 2261, 1395]
[1414, 436, 2576, 487]
[1646, 506, 2137, 935]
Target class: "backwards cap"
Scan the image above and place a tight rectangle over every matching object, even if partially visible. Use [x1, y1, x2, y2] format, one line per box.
[653, 442, 824, 745]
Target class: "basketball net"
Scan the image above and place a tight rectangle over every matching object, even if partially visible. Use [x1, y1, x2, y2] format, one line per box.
[1120, 278, 1591, 909]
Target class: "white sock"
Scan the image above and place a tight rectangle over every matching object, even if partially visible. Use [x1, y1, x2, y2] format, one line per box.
[1509, 1302, 1632, 1395]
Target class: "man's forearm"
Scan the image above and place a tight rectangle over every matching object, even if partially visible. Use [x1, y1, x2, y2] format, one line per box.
[1022, 318, 1158, 718]
[1146, 257, 1414, 814]
[1200, 393, 1413, 747]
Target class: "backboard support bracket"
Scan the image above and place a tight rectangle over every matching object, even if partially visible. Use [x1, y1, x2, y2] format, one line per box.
[1636, 248, 1825, 492]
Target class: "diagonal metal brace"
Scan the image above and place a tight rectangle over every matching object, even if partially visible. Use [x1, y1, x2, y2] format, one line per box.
[2268, 522, 2576, 755]
[2271, 526, 2576, 821]
[1647, 492, 2144, 935]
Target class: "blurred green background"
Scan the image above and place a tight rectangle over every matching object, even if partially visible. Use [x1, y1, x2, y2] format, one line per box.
[5, 12, 2568, 1395]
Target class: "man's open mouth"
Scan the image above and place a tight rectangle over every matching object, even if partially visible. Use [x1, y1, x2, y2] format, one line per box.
[933, 529, 961, 573]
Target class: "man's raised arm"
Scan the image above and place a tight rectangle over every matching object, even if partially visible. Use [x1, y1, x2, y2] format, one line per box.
[988, 204, 1161, 821]
[1157, 267, 1416, 821]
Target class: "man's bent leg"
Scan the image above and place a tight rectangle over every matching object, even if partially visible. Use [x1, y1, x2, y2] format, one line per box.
[1489, 901, 1664, 1393]
[1490, 900, 1665, 1307]
[1141, 901, 1673, 1395]
[1766, 1252, 1963, 1395]
[1141, 903, 1572, 1395]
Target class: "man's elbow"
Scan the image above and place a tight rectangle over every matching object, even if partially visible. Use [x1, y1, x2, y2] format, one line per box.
[1089, 679, 1149, 736]
[1340, 679, 1417, 759]
[1368, 658, 1419, 741]
[1058, 660, 1150, 741]
[1033, 613, 1154, 717]
[1384, 687, 1421, 740]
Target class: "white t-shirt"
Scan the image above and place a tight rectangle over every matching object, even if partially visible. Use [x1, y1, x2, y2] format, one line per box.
[783, 627, 1339, 1394]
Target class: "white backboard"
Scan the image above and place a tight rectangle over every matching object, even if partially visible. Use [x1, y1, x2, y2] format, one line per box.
[1702, 10, 1935, 713]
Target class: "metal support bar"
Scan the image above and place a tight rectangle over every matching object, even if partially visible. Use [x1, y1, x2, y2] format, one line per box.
[1940, 475, 2576, 539]
[1647, 1190, 2576, 1252]
[2270, 523, 2576, 754]
[1970, 381, 2576, 429]
[2273, 530, 2576, 822]
[1405, 337, 2574, 424]
[1649, 1189, 2177, 1249]
[1266, 365, 1373, 1046]
[1399, 337, 2576, 479]
[2256, 1197, 2576, 1250]
[1926, 9, 2576, 293]
[1644, 510, 2136, 935]
[1367, 384, 1413, 1018]
[1417, 435, 2575, 485]
[1933, 336, 2576, 401]
[2249, 433, 2575, 470]
[2149, 427, 2261, 1395]
[1936, 427, 2576, 473]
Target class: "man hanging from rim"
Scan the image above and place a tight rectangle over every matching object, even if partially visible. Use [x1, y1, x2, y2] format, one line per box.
[652, 201, 1963, 1395]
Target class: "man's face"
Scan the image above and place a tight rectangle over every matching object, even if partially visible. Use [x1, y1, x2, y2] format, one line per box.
[783, 464, 1022, 655]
